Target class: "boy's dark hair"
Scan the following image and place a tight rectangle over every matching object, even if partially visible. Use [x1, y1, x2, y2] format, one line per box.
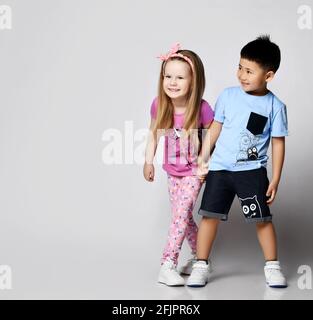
[240, 35, 281, 72]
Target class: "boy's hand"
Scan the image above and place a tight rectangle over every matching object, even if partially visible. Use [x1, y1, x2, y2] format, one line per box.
[266, 180, 279, 205]
[143, 163, 155, 182]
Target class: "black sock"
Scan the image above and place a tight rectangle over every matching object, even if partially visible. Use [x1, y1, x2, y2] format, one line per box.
[197, 259, 208, 264]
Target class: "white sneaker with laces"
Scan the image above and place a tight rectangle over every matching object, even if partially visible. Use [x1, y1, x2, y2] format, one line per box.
[158, 261, 185, 286]
[186, 260, 211, 287]
[264, 261, 287, 288]
[180, 257, 212, 275]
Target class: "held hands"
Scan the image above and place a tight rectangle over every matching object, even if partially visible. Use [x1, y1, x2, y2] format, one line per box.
[197, 157, 209, 183]
[143, 162, 155, 182]
[266, 180, 279, 205]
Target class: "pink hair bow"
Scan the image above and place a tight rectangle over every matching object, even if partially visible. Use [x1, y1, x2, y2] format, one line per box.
[157, 42, 194, 71]
[157, 43, 181, 61]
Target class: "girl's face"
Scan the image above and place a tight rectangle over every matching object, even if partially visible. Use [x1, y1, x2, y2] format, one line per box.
[163, 60, 192, 103]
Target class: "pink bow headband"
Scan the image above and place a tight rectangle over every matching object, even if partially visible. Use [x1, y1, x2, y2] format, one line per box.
[157, 43, 194, 71]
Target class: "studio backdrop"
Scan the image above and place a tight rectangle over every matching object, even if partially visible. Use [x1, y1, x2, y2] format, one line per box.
[0, 0, 312, 299]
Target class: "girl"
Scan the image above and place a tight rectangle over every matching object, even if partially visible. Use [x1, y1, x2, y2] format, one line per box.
[143, 43, 214, 286]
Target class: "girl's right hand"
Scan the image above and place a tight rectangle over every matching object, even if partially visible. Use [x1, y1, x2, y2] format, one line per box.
[143, 163, 155, 182]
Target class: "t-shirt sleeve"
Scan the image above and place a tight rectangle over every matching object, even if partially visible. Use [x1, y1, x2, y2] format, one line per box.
[270, 104, 289, 137]
[214, 90, 227, 123]
[200, 100, 214, 127]
[150, 97, 158, 119]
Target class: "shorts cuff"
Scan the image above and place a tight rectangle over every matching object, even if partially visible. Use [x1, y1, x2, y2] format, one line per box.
[198, 209, 228, 221]
[244, 216, 272, 223]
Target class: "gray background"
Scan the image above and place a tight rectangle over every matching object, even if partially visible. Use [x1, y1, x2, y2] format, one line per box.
[0, 0, 312, 299]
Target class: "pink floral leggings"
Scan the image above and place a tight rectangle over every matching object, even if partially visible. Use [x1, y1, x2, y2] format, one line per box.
[161, 174, 203, 266]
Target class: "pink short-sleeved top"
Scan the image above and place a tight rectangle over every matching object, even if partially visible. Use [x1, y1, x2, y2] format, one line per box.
[150, 97, 214, 176]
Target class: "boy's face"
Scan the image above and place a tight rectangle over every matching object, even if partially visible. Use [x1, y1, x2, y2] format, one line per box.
[237, 58, 274, 95]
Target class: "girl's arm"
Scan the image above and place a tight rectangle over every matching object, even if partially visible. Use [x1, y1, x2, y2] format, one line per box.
[143, 119, 159, 182]
[145, 119, 158, 164]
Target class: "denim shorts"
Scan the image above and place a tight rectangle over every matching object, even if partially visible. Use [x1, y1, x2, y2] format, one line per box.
[199, 167, 272, 223]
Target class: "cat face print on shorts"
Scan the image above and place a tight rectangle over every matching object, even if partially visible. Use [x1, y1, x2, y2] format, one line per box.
[239, 195, 263, 219]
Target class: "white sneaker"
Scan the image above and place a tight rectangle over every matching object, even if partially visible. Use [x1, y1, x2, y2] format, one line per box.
[158, 261, 185, 286]
[180, 257, 212, 275]
[179, 257, 196, 275]
[264, 261, 287, 288]
[186, 260, 211, 287]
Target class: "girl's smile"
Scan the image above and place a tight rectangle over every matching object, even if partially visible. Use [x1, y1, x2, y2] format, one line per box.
[163, 60, 192, 102]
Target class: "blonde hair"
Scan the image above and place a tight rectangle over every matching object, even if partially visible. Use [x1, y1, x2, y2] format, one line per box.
[153, 50, 205, 153]
[153, 50, 205, 142]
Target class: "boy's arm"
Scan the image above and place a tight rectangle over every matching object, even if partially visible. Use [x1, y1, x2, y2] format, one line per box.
[266, 137, 285, 204]
[199, 120, 222, 163]
[197, 120, 223, 178]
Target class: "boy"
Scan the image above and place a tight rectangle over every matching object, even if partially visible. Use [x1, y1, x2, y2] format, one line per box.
[187, 35, 288, 288]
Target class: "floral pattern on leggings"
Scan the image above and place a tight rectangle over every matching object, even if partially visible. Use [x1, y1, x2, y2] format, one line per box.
[161, 174, 203, 266]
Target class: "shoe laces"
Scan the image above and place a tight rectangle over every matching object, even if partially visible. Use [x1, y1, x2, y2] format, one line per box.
[265, 265, 284, 277]
[192, 261, 209, 272]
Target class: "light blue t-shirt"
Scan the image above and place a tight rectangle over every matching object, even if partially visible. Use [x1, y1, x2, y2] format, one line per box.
[210, 86, 288, 171]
